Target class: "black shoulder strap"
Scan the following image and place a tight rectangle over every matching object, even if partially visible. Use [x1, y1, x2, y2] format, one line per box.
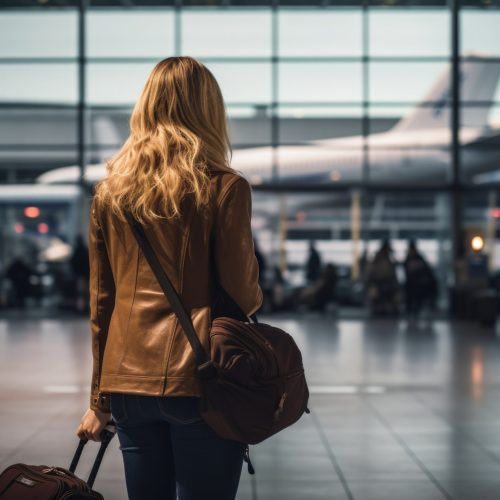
[124, 211, 209, 367]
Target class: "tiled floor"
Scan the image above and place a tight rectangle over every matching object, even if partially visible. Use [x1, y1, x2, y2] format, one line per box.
[1, 312, 500, 499]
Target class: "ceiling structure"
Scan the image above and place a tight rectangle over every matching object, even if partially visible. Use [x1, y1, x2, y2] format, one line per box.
[2, 1, 500, 8]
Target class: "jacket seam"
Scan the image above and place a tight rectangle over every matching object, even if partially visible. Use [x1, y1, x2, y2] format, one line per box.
[119, 240, 140, 370]
[163, 202, 196, 389]
[93, 213, 102, 392]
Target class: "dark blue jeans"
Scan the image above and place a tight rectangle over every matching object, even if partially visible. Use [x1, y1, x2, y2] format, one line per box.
[109, 393, 246, 500]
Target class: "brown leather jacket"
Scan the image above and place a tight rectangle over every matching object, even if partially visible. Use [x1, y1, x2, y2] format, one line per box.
[88, 172, 263, 413]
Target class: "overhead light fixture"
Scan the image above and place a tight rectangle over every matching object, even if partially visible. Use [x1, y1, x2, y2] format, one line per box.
[471, 236, 484, 252]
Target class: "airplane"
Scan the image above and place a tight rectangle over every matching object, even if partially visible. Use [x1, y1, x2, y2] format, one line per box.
[8, 53, 496, 280]
[36, 54, 500, 187]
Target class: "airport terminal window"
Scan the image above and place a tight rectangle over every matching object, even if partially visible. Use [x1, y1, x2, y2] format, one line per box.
[463, 190, 500, 273]
[277, 106, 363, 144]
[0, 11, 77, 58]
[492, 106, 500, 125]
[254, 190, 452, 307]
[367, 104, 451, 185]
[461, 10, 500, 57]
[368, 9, 449, 57]
[85, 109, 130, 166]
[0, 63, 78, 105]
[459, 61, 500, 105]
[363, 191, 452, 305]
[0, 108, 78, 148]
[278, 10, 362, 57]
[0, 2, 499, 311]
[369, 62, 447, 103]
[459, 61, 500, 184]
[460, 105, 499, 131]
[276, 104, 365, 185]
[233, 147, 274, 184]
[86, 10, 175, 58]
[458, 5, 500, 186]
[367, 147, 450, 185]
[276, 144, 363, 184]
[227, 106, 272, 147]
[203, 62, 272, 104]
[87, 63, 157, 105]
[279, 63, 362, 104]
[181, 10, 272, 57]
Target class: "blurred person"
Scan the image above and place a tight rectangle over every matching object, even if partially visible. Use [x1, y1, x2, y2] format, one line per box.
[403, 239, 437, 317]
[269, 265, 286, 310]
[299, 263, 338, 312]
[366, 240, 400, 316]
[306, 240, 322, 284]
[358, 248, 368, 282]
[5, 256, 32, 309]
[70, 234, 90, 313]
[76, 57, 262, 500]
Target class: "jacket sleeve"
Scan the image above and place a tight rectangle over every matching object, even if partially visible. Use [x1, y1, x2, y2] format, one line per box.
[213, 176, 263, 317]
[88, 199, 115, 413]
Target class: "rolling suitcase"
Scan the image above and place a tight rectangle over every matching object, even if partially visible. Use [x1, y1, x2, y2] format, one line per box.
[0, 422, 115, 499]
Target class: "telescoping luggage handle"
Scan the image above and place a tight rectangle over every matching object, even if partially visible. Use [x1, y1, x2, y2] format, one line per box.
[69, 422, 116, 489]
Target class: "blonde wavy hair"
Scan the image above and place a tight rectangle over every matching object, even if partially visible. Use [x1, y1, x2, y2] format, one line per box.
[94, 56, 235, 225]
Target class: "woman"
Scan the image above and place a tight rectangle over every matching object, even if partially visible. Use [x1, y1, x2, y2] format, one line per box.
[76, 56, 263, 500]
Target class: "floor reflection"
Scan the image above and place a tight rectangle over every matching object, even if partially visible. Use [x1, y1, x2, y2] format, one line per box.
[1, 313, 500, 499]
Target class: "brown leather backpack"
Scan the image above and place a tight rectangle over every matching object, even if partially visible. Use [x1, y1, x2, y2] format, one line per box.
[125, 212, 310, 448]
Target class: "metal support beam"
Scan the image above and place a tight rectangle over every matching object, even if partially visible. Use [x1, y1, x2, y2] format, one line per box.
[77, 0, 86, 186]
[271, 0, 279, 183]
[76, 0, 89, 243]
[451, 0, 463, 263]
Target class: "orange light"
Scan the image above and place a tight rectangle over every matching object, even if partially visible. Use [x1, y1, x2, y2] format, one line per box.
[471, 347, 484, 401]
[38, 222, 49, 234]
[24, 206, 40, 218]
[490, 208, 500, 219]
[471, 236, 484, 251]
[14, 223, 24, 234]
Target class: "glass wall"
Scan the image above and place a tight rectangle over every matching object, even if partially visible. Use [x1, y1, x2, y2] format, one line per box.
[1, 1, 499, 313]
[460, 7, 500, 185]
